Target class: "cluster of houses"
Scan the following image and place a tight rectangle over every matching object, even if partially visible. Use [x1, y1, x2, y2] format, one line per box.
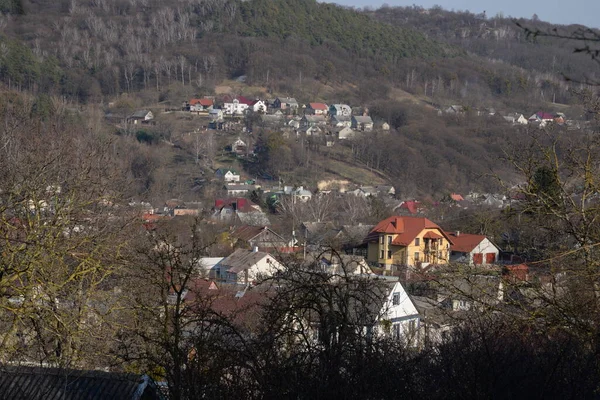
[181, 96, 389, 140]
[443, 106, 582, 129]
[139, 183, 548, 348]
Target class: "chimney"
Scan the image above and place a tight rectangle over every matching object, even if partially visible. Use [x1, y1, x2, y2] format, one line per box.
[455, 231, 460, 237]
[253, 246, 259, 253]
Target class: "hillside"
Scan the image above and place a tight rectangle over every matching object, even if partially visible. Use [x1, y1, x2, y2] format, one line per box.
[0, 0, 596, 200]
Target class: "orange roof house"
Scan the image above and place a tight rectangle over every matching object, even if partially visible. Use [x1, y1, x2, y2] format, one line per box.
[446, 231, 501, 266]
[364, 216, 453, 273]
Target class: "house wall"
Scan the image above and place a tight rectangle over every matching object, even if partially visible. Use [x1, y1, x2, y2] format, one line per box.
[379, 282, 420, 346]
[227, 257, 282, 285]
[367, 228, 450, 269]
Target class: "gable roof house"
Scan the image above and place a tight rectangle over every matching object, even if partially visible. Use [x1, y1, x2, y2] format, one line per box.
[223, 96, 252, 115]
[215, 168, 241, 182]
[351, 115, 374, 132]
[329, 104, 352, 117]
[232, 225, 291, 252]
[336, 126, 355, 140]
[127, 110, 154, 125]
[330, 114, 352, 128]
[231, 138, 247, 155]
[250, 100, 267, 113]
[503, 112, 528, 125]
[378, 280, 421, 345]
[305, 102, 329, 115]
[189, 98, 214, 112]
[216, 248, 284, 285]
[209, 108, 224, 122]
[274, 97, 299, 110]
[364, 216, 453, 276]
[301, 115, 327, 128]
[446, 231, 501, 266]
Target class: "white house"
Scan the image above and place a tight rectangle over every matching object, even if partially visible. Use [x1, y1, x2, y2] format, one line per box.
[337, 126, 355, 140]
[217, 248, 284, 285]
[215, 168, 240, 182]
[378, 280, 421, 345]
[446, 231, 500, 266]
[250, 100, 267, 113]
[209, 109, 224, 121]
[128, 110, 153, 124]
[503, 113, 528, 125]
[224, 98, 250, 115]
[293, 186, 313, 202]
[329, 104, 352, 117]
[331, 115, 352, 128]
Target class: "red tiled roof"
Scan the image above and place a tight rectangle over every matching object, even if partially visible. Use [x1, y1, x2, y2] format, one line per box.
[535, 112, 554, 120]
[309, 102, 328, 110]
[237, 96, 253, 105]
[365, 216, 451, 246]
[445, 231, 486, 253]
[399, 201, 420, 214]
[450, 193, 464, 201]
[190, 98, 213, 106]
[423, 231, 442, 239]
[215, 198, 260, 213]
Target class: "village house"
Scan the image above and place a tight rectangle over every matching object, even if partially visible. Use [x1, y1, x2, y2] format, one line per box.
[225, 183, 259, 197]
[335, 126, 355, 140]
[223, 96, 252, 115]
[503, 112, 528, 125]
[231, 225, 291, 252]
[127, 110, 153, 125]
[250, 100, 267, 113]
[351, 115, 374, 132]
[305, 102, 328, 115]
[330, 115, 352, 127]
[189, 98, 213, 112]
[378, 279, 421, 345]
[209, 108, 224, 122]
[231, 138, 247, 156]
[301, 115, 327, 128]
[216, 248, 284, 285]
[364, 216, 453, 274]
[329, 104, 352, 117]
[446, 231, 501, 266]
[273, 97, 299, 111]
[215, 168, 241, 182]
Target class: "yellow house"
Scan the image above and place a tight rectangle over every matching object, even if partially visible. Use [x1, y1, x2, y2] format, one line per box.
[365, 216, 453, 271]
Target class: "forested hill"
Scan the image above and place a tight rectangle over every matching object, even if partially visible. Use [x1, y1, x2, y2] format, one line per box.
[0, 0, 454, 102]
[367, 6, 598, 84]
[230, 0, 455, 59]
[0, 0, 593, 113]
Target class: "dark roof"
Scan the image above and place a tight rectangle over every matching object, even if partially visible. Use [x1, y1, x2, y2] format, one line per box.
[0, 366, 164, 400]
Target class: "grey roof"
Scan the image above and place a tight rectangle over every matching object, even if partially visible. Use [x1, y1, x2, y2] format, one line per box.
[352, 116, 373, 124]
[237, 211, 271, 226]
[0, 366, 164, 400]
[221, 248, 271, 274]
[130, 110, 150, 118]
[304, 115, 326, 123]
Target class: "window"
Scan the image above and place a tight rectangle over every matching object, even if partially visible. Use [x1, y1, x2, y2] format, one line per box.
[392, 292, 400, 305]
[414, 252, 420, 262]
[393, 323, 401, 340]
[387, 235, 392, 245]
[387, 250, 392, 259]
[380, 250, 384, 259]
[414, 237, 420, 246]
[380, 235, 384, 245]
